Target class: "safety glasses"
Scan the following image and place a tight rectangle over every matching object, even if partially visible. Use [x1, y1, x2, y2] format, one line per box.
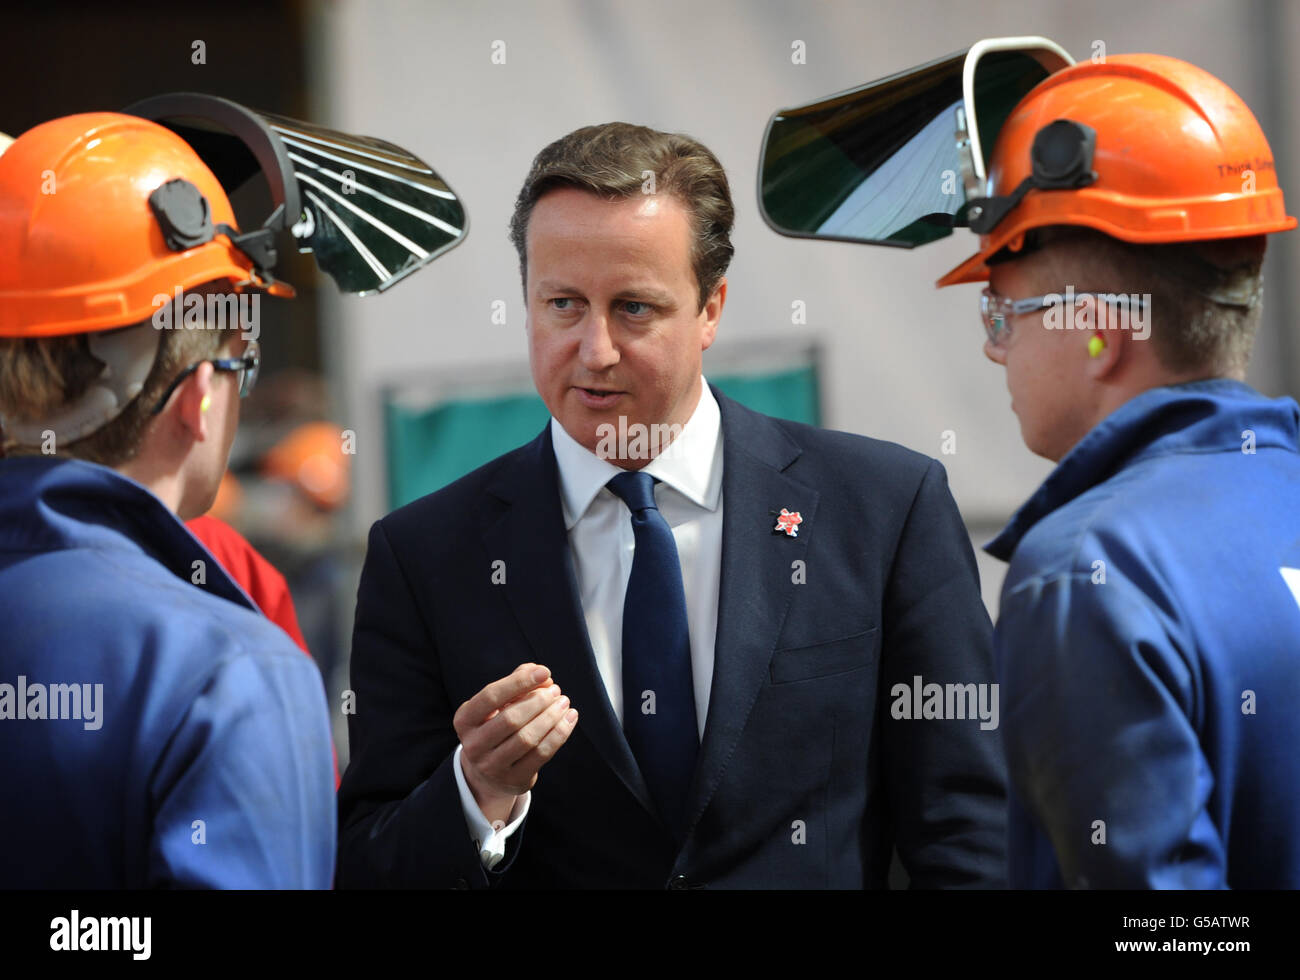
[981, 289, 1146, 348]
[150, 340, 260, 415]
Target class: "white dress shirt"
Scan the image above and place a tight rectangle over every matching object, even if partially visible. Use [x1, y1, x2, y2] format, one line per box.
[454, 380, 725, 868]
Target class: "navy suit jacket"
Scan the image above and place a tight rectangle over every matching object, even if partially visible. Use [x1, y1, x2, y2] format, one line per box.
[338, 387, 1007, 888]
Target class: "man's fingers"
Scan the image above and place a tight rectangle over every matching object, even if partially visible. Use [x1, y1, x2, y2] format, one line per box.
[491, 692, 573, 769]
[454, 663, 551, 732]
[464, 683, 563, 758]
[453, 663, 577, 801]
[462, 700, 575, 799]
[509, 707, 579, 778]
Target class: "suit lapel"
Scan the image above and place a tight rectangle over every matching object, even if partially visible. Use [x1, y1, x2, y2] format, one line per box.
[683, 388, 820, 833]
[481, 427, 657, 817]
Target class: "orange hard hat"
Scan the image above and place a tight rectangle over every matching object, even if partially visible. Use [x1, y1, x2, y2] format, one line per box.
[262, 422, 351, 511]
[0, 112, 289, 338]
[938, 54, 1297, 287]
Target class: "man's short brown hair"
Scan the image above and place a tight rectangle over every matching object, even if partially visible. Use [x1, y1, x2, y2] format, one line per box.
[508, 122, 735, 312]
[1036, 226, 1267, 377]
[0, 282, 241, 467]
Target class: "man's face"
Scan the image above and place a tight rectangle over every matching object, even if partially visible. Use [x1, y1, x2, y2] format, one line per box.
[524, 186, 724, 466]
[178, 334, 243, 520]
[212, 334, 244, 461]
[985, 252, 1095, 462]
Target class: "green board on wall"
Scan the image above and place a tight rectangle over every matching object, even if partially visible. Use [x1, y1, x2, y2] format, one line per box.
[384, 365, 820, 510]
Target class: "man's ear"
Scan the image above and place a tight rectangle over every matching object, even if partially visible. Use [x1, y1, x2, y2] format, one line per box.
[171, 361, 216, 443]
[1081, 295, 1126, 381]
[700, 277, 726, 351]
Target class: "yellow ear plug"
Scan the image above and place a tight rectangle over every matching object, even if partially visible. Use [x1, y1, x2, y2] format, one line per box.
[200, 394, 211, 413]
[1088, 336, 1106, 358]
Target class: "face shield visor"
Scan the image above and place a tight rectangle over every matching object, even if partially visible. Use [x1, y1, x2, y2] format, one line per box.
[125, 92, 467, 295]
[757, 37, 1073, 249]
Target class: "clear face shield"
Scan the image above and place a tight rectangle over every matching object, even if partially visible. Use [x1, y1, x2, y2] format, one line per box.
[0, 97, 469, 452]
[124, 93, 468, 296]
[756, 37, 1073, 250]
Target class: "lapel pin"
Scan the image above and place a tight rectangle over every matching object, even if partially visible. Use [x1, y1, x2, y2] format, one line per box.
[773, 508, 803, 537]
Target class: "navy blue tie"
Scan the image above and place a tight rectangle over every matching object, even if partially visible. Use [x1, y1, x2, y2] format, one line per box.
[606, 470, 698, 836]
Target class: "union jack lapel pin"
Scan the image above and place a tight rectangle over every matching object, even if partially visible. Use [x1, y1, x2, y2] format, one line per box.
[772, 508, 803, 537]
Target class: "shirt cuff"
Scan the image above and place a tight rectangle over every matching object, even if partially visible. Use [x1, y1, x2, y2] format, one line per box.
[453, 744, 530, 870]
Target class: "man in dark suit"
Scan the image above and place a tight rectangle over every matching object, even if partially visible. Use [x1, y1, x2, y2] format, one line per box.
[338, 122, 1006, 888]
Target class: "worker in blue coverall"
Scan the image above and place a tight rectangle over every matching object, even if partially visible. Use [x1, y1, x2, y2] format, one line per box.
[933, 54, 1300, 888]
[0, 113, 334, 887]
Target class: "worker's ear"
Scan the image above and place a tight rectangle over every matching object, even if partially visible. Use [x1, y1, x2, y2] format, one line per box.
[1080, 296, 1125, 381]
[171, 361, 216, 443]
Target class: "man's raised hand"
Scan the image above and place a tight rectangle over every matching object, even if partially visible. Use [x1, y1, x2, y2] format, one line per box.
[454, 663, 578, 826]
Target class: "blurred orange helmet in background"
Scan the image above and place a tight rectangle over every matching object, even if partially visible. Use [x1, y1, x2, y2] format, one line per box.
[939, 54, 1297, 287]
[262, 422, 350, 511]
[0, 112, 288, 337]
